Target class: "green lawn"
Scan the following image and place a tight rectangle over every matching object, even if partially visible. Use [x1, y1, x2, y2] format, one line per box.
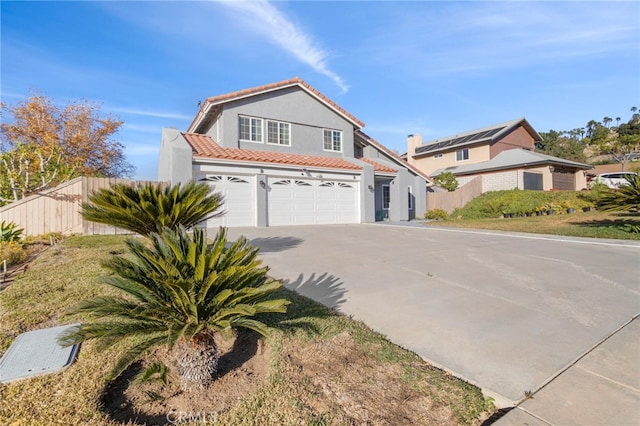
[0, 235, 494, 425]
[426, 210, 640, 240]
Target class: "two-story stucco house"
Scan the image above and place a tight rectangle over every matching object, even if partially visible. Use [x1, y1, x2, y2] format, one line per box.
[158, 77, 428, 227]
[405, 118, 591, 191]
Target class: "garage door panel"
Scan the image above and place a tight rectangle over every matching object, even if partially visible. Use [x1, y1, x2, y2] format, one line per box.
[267, 177, 359, 226]
[203, 175, 255, 227]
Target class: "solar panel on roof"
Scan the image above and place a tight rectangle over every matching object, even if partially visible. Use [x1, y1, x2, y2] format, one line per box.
[485, 127, 505, 138]
[415, 124, 510, 155]
[458, 134, 476, 144]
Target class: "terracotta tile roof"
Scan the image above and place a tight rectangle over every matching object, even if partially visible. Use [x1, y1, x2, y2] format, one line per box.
[356, 157, 397, 173]
[189, 77, 364, 132]
[355, 130, 431, 181]
[183, 133, 362, 171]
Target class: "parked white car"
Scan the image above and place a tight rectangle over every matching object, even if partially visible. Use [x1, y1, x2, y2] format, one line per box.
[591, 172, 639, 189]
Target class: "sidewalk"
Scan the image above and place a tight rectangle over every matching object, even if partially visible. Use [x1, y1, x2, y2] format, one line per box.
[495, 315, 640, 425]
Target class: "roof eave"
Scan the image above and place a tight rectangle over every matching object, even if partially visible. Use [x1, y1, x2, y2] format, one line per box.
[187, 103, 212, 133]
[447, 159, 591, 176]
[192, 155, 363, 174]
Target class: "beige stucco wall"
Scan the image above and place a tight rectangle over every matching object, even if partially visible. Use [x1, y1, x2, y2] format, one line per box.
[413, 144, 491, 176]
[574, 169, 588, 190]
[458, 165, 584, 193]
[529, 165, 553, 191]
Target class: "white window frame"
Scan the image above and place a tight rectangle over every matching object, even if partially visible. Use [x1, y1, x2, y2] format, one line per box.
[408, 186, 413, 209]
[239, 115, 263, 143]
[434, 153, 443, 159]
[323, 129, 343, 152]
[267, 120, 291, 146]
[456, 148, 470, 162]
[382, 184, 390, 210]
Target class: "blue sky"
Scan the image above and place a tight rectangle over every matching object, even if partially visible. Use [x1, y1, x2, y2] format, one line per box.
[2, 1, 639, 180]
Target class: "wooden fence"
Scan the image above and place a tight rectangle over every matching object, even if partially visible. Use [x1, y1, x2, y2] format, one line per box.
[0, 177, 149, 236]
[426, 176, 483, 213]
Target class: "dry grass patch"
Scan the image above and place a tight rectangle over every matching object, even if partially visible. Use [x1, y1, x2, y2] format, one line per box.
[284, 331, 459, 425]
[429, 210, 640, 240]
[0, 235, 495, 425]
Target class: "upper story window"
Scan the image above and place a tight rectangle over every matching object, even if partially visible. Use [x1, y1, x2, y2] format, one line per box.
[456, 148, 470, 161]
[239, 116, 263, 143]
[267, 120, 290, 146]
[323, 129, 342, 152]
[434, 153, 443, 159]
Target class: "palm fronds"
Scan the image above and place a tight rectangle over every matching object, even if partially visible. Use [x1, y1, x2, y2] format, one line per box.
[59, 226, 289, 384]
[597, 173, 640, 211]
[81, 181, 224, 236]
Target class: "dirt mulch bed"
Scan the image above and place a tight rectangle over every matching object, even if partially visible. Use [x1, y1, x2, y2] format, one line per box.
[100, 331, 270, 425]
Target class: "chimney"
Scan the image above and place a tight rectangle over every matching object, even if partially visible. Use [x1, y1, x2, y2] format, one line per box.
[406, 133, 422, 165]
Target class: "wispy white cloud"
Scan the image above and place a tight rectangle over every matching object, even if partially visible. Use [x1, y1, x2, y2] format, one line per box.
[366, 2, 639, 76]
[215, 0, 348, 92]
[111, 107, 192, 121]
[122, 123, 165, 134]
[0, 91, 26, 102]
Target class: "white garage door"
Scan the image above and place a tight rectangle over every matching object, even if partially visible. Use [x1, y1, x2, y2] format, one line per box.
[202, 175, 255, 227]
[268, 178, 359, 226]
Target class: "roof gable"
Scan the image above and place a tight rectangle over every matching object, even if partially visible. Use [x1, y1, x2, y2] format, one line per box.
[188, 77, 364, 133]
[414, 118, 541, 157]
[355, 130, 431, 181]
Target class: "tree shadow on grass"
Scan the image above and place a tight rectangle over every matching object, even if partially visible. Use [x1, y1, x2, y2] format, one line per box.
[260, 273, 347, 336]
[571, 214, 640, 233]
[99, 361, 169, 426]
[216, 331, 259, 379]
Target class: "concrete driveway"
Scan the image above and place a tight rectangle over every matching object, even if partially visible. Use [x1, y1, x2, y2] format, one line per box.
[223, 224, 640, 424]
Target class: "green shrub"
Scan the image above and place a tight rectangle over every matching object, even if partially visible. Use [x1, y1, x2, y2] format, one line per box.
[81, 181, 224, 237]
[452, 189, 595, 219]
[433, 172, 459, 192]
[59, 226, 290, 389]
[597, 174, 640, 212]
[0, 241, 27, 266]
[0, 221, 23, 243]
[425, 208, 449, 220]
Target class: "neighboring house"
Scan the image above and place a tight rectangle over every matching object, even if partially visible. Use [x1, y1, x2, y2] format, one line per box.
[405, 118, 592, 191]
[158, 77, 428, 227]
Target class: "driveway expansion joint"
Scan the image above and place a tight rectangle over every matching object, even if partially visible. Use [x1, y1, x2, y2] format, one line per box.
[516, 313, 640, 404]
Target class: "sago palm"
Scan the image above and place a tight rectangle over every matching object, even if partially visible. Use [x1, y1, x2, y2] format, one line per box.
[81, 180, 224, 236]
[597, 173, 640, 212]
[58, 226, 289, 390]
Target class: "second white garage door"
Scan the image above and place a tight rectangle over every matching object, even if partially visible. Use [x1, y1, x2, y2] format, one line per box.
[267, 178, 359, 226]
